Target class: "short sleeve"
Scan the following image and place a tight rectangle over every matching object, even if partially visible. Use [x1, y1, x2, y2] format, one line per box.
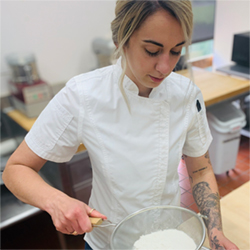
[25, 77, 82, 162]
[182, 88, 213, 157]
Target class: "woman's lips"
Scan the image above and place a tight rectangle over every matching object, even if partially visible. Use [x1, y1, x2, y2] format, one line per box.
[149, 75, 164, 83]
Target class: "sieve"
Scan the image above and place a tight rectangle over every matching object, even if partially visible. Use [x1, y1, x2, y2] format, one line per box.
[90, 205, 210, 250]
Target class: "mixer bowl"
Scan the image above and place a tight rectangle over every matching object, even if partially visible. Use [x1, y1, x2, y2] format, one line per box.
[110, 205, 206, 250]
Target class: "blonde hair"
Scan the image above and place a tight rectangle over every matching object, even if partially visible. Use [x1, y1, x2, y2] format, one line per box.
[111, 0, 193, 106]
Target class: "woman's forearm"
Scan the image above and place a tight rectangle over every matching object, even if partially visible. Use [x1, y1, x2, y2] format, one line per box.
[184, 152, 225, 249]
[2, 163, 66, 212]
[191, 171, 226, 249]
[2, 140, 67, 212]
[192, 179, 222, 236]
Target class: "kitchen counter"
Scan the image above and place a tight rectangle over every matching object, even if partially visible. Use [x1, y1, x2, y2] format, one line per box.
[179, 67, 250, 107]
[203, 181, 250, 249]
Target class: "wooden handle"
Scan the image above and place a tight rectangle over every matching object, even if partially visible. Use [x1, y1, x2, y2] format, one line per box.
[89, 217, 103, 226]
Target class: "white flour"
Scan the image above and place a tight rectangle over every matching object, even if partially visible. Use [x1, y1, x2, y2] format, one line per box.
[133, 229, 196, 250]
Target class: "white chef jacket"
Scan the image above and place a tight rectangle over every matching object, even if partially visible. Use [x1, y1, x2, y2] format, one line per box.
[25, 58, 212, 249]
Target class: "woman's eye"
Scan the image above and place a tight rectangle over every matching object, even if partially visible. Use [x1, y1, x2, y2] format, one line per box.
[171, 50, 181, 56]
[145, 49, 159, 57]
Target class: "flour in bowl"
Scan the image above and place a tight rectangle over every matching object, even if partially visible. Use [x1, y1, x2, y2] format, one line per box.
[133, 229, 196, 250]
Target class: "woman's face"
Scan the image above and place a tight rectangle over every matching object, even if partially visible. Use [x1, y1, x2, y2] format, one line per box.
[124, 9, 185, 97]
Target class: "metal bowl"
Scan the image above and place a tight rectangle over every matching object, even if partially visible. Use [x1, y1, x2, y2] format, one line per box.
[110, 205, 206, 250]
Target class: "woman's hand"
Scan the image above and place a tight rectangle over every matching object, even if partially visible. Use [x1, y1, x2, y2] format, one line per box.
[209, 230, 239, 250]
[45, 193, 107, 235]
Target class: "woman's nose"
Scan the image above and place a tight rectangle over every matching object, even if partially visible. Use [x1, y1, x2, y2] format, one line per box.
[155, 54, 171, 75]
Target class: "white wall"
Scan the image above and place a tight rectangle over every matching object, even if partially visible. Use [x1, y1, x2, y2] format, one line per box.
[213, 0, 250, 70]
[1, 0, 116, 97]
[1, 0, 249, 97]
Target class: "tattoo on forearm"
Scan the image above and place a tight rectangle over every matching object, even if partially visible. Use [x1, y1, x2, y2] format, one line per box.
[210, 232, 224, 250]
[205, 151, 212, 165]
[192, 166, 208, 174]
[193, 182, 222, 233]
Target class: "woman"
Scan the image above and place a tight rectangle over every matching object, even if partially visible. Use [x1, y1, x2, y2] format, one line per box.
[3, 1, 238, 250]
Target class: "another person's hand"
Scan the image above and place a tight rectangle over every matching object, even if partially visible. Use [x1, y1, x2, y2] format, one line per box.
[45, 193, 107, 235]
[209, 230, 239, 250]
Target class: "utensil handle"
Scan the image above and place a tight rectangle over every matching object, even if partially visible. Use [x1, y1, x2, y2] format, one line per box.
[89, 217, 103, 226]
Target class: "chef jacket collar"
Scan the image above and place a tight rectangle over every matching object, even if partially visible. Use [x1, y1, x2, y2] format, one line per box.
[114, 57, 166, 100]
